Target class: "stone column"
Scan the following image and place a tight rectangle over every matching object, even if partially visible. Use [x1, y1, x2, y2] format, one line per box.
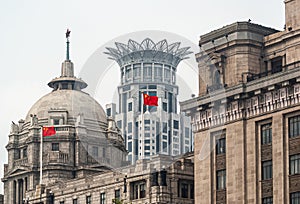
[13, 180, 17, 204]
[15, 180, 20, 204]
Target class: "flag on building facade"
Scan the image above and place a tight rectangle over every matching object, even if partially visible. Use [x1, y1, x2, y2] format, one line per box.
[42, 126, 56, 137]
[143, 93, 158, 106]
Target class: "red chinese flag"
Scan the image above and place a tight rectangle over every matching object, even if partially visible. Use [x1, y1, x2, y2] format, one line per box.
[143, 93, 158, 106]
[42, 126, 56, 137]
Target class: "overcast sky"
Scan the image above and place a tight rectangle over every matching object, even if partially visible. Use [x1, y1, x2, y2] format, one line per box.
[0, 0, 284, 193]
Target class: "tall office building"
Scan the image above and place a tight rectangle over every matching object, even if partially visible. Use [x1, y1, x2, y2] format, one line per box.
[181, 0, 300, 203]
[105, 38, 193, 164]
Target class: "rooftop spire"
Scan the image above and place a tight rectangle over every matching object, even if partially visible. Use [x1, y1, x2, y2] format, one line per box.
[66, 29, 71, 60]
[47, 29, 88, 91]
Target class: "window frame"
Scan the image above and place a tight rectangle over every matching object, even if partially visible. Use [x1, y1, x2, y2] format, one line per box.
[262, 160, 273, 180]
[181, 183, 189, 198]
[261, 123, 272, 145]
[290, 154, 300, 175]
[216, 138, 226, 155]
[86, 195, 91, 204]
[291, 192, 300, 204]
[100, 192, 106, 204]
[115, 189, 120, 200]
[262, 197, 273, 204]
[289, 115, 300, 138]
[51, 143, 59, 151]
[216, 169, 226, 190]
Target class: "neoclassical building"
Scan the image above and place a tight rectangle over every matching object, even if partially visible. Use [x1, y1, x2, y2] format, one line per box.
[181, 0, 300, 203]
[2, 35, 128, 203]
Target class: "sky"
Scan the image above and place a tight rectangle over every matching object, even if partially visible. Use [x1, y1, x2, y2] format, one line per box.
[0, 0, 284, 194]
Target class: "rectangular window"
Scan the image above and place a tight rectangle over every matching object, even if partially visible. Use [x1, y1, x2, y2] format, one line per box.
[144, 120, 150, 124]
[261, 123, 272, 144]
[53, 119, 60, 125]
[291, 192, 300, 204]
[289, 116, 300, 138]
[163, 122, 168, 133]
[164, 66, 171, 80]
[23, 148, 27, 158]
[216, 170, 226, 190]
[162, 102, 167, 112]
[128, 122, 132, 134]
[181, 183, 189, 198]
[106, 108, 111, 117]
[73, 199, 77, 204]
[86, 195, 91, 204]
[143, 63, 152, 78]
[140, 183, 146, 198]
[216, 138, 226, 154]
[52, 143, 59, 151]
[168, 92, 173, 112]
[173, 120, 179, 129]
[128, 102, 132, 112]
[128, 142, 132, 152]
[148, 85, 157, 89]
[271, 57, 282, 74]
[154, 64, 162, 78]
[133, 64, 141, 78]
[125, 66, 132, 80]
[262, 160, 272, 180]
[59, 202, 64, 204]
[145, 139, 150, 144]
[290, 154, 300, 175]
[262, 197, 273, 204]
[145, 146, 150, 150]
[100, 193, 106, 204]
[115, 189, 120, 200]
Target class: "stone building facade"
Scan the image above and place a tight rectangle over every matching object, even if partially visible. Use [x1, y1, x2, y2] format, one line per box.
[25, 153, 194, 204]
[181, 0, 300, 203]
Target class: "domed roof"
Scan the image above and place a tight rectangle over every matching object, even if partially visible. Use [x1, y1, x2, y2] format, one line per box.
[25, 89, 107, 125]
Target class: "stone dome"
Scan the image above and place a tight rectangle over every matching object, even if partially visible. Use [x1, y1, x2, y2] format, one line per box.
[25, 89, 107, 125]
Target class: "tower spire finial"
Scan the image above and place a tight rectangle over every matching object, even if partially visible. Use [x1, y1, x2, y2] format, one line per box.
[65, 29, 71, 60]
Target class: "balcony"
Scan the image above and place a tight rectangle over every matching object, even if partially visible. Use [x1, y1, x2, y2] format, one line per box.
[46, 151, 69, 164]
[14, 158, 28, 167]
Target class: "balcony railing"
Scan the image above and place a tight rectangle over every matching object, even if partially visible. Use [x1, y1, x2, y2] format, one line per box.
[14, 158, 28, 167]
[46, 151, 69, 164]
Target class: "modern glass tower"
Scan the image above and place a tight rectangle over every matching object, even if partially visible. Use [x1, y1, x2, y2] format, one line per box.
[105, 38, 193, 164]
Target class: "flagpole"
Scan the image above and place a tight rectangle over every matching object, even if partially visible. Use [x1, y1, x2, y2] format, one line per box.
[40, 126, 43, 185]
[141, 92, 144, 160]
